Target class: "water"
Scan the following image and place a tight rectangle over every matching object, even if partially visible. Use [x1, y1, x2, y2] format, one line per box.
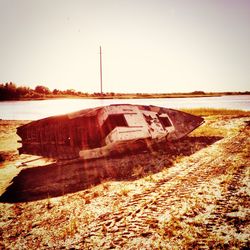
[0, 95, 249, 120]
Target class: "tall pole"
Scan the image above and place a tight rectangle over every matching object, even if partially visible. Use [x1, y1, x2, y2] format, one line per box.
[99, 46, 103, 95]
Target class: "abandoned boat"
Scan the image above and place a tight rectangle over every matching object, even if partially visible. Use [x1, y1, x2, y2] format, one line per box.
[17, 104, 204, 160]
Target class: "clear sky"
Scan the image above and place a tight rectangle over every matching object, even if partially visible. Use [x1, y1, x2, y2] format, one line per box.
[0, 0, 249, 93]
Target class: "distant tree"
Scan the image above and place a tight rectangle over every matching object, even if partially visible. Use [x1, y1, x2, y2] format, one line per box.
[0, 82, 19, 99]
[191, 91, 205, 95]
[52, 89, 59, 95]
[16, 86, 31, 96]
[35, 85, 50, 94]
[77, 91, 81, 95]
[65, 89, 76, 95]
[0, 84, 7, 100]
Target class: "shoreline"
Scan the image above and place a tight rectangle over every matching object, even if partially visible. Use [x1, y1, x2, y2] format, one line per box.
[1, 92, 250, 102]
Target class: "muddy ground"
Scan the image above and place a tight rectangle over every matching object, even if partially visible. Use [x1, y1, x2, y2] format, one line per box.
[0, 115, 249, 249]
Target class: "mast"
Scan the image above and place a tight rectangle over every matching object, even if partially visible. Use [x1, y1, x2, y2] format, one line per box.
[99, 46, 103, 95]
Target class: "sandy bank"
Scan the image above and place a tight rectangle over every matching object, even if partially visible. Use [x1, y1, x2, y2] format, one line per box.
[0, 115, 249, 249]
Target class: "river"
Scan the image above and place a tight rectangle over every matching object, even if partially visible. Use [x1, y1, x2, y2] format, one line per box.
[0, 95, 249, 120]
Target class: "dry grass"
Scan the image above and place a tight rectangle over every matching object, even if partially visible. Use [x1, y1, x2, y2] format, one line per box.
[119, 187, 130, 197]
[190, 124, 229, 137]
[0, 115, 249, 249]
[188, 112, 245, 137]
[181, 108, 250, 117]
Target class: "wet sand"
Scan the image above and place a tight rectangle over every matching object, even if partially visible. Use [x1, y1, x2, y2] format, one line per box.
[0, 115, 249, 249]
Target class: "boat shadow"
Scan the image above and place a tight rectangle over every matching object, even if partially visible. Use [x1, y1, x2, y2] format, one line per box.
[0, 136, 222, 203]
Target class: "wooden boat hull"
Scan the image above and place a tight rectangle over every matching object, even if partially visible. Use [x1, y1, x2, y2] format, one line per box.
[17, 104, 204, 160]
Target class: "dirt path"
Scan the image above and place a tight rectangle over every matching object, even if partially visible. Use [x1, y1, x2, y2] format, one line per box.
[0, 116, 249, 249]
[73, 117, 249, 249]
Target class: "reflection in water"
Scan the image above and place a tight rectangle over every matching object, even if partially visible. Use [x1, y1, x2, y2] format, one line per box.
[0, 136, 222, 203]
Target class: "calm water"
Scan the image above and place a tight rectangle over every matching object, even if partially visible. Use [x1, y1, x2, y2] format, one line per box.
[0, 95, 249, 120]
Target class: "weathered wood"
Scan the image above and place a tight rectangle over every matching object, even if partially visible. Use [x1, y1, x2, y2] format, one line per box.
[17, 104, 204, 160]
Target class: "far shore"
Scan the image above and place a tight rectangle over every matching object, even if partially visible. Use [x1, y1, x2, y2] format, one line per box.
[1, 91, 250, 102]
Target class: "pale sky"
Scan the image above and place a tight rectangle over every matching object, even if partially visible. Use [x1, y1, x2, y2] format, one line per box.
[0, 0, 249, 93]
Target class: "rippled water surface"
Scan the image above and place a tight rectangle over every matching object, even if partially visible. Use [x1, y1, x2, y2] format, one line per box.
[0, 95, 249, 120]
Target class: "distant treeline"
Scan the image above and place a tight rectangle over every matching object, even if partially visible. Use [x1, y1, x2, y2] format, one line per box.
[0, 82, 110, 100]
[0, 82, 249, 100]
